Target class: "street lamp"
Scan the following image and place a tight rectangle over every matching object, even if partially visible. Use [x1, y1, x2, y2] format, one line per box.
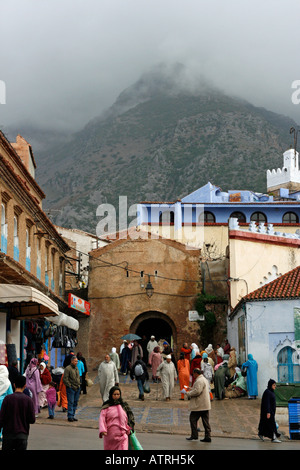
[145, 275, 154, 298]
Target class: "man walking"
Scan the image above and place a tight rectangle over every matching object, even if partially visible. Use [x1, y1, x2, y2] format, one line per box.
[98, 354, 119, 403]
[186, 368, 212, 442]
[63, 355, 81, 422]
[130, 354, 149, 401]
[0, 375, 35, 450]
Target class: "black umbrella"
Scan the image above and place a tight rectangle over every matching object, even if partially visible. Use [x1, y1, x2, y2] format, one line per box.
[121, 333, 141, 341]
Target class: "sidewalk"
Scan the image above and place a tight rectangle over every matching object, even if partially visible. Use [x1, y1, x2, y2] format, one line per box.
[38, 373, 290, 440]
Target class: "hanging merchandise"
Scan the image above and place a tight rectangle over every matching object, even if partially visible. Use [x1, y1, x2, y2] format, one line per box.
[51, 326, 64, 348]
[6, 344, 17, 365]
[51, 325, 78, 349]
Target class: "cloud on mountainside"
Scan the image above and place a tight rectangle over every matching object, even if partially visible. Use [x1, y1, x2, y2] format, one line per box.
[1, 0, 300, 133]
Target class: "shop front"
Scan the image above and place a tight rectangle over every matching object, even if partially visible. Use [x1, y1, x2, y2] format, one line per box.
[0, 283, 60, 372]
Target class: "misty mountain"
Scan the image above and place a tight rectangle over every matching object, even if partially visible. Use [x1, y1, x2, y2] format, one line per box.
[4, 65, 297, 234]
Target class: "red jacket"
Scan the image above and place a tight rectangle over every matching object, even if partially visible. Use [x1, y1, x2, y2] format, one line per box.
[181, 347, 192, 361]
[40, 367, 52, 385]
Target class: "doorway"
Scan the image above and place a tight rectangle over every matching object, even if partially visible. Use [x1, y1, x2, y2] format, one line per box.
[131, 311, 176, 347]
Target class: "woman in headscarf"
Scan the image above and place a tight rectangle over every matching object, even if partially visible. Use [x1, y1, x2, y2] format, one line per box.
[99, 386, 135, 450]
[213, 354, 231, 400]
[190, 343, 200, 361]
[258, 379, 281, 442]
[0, 365, 13, 440]
[148, 346, 162, 383]
[242, 353, 258, 399]
[177, 352, 190, 400]
[215, 344, 224, 365]
[225, 368, 247, 399]
[25, 358, 43, 416]
[201, 353, 214, 399]
[228, 347, 238, 378]
[190, 351, 202, 385]
[39, 362, 52, 409]
[205, 344, 217, 366]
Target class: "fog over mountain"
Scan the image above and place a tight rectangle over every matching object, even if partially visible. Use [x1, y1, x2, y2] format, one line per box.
[20, 65, 296, 233]
[1, 0, 300, 135]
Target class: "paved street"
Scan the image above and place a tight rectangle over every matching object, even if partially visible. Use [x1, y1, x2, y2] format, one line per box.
[22, 372, 299, 453]
[27, 423, 299, 451]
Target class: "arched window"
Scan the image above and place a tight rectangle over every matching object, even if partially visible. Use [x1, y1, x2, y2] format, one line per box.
[159, 211, 174, 224]
[282, 212, 299, 223]
[250, 212, 267, 223]
[277, 346, 300, 383]
[198, 211, 216, 223]
[230, 211, 246, 223]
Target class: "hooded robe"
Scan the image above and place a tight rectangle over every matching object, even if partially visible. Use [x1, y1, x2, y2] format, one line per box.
[242, 354, 258, 397]
[98, 360, 119, 403]
[258, 379, 280, 439]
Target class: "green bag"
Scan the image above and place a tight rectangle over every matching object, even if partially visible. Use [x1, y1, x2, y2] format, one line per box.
[128, 431, 143, 450]
[143, 380, 150, 393]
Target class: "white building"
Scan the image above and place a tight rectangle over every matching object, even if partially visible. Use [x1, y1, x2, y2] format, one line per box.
[227, 266, 300, 398]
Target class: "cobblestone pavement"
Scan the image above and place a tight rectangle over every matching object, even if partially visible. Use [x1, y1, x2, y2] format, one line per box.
[37, 373, 290, 440]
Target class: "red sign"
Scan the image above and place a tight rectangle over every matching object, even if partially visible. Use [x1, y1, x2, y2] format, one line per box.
[68, 293, 90, 316]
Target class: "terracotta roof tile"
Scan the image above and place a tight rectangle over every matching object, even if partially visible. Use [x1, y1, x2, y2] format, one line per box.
[244, 266, 300, 301]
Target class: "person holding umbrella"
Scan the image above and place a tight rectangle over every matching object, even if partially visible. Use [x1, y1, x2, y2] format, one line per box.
[120, 342, 132, 376]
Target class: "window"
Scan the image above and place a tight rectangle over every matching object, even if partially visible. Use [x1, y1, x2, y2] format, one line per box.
[198, 211, 216, 223]
[250, 212, 267, 223]
[26, 228, 31, 271]
[51, 250, 55, 291]
[45, 244, 49, 287]
[230, 211, 246, 223]
[282, 212, 299, 224]
[59, 258, 64, 296]
[277, 346, 300, 383]
[1, 204, 7, 254]
[159, 211, 175, 224]
[13, 216, 19, 261]
[36, 237, 41, 280]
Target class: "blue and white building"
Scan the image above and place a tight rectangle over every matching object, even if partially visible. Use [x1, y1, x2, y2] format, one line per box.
[137, 148, 300, 255]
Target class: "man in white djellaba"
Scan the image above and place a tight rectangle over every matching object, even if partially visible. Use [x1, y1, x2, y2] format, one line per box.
[98, 354, 119, 402]
[156, 355, 177, 401]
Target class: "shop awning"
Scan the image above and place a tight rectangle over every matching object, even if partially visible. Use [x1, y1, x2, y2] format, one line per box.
[47, 311, 79, 331]
[0, 284, 59, 319]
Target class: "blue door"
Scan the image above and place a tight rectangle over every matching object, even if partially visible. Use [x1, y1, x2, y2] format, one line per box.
[277, 346, 300, 383]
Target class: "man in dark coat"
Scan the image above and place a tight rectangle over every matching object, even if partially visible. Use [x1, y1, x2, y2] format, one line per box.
[120, 341, 132, 375]
[258, 379, 281, 442]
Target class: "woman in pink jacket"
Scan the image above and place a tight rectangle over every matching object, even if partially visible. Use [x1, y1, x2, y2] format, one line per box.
[99, 386, 135, 450]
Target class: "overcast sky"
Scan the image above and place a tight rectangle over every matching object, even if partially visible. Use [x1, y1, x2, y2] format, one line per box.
[1, 0, 300, 133]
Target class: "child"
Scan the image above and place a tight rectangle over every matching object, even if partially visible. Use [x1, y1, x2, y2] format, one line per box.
[46, 381, 57, 419]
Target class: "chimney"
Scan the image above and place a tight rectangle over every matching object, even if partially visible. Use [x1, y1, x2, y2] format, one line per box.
[11, 135, 36, 178]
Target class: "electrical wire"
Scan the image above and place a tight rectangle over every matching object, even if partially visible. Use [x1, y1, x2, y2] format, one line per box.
[69, 245, 204, 284]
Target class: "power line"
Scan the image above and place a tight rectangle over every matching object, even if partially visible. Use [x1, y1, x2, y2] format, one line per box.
[70, 246, 203, 284]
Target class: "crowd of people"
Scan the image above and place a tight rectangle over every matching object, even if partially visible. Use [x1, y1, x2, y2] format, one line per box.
[0, 349, 89, 449]
[97, 336, 259, 448]
[98, 336, 260, 404]
[0, 334, 282, 450]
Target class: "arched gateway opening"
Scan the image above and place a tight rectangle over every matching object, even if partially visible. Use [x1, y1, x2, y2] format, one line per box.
[131, 311, 176, 349]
